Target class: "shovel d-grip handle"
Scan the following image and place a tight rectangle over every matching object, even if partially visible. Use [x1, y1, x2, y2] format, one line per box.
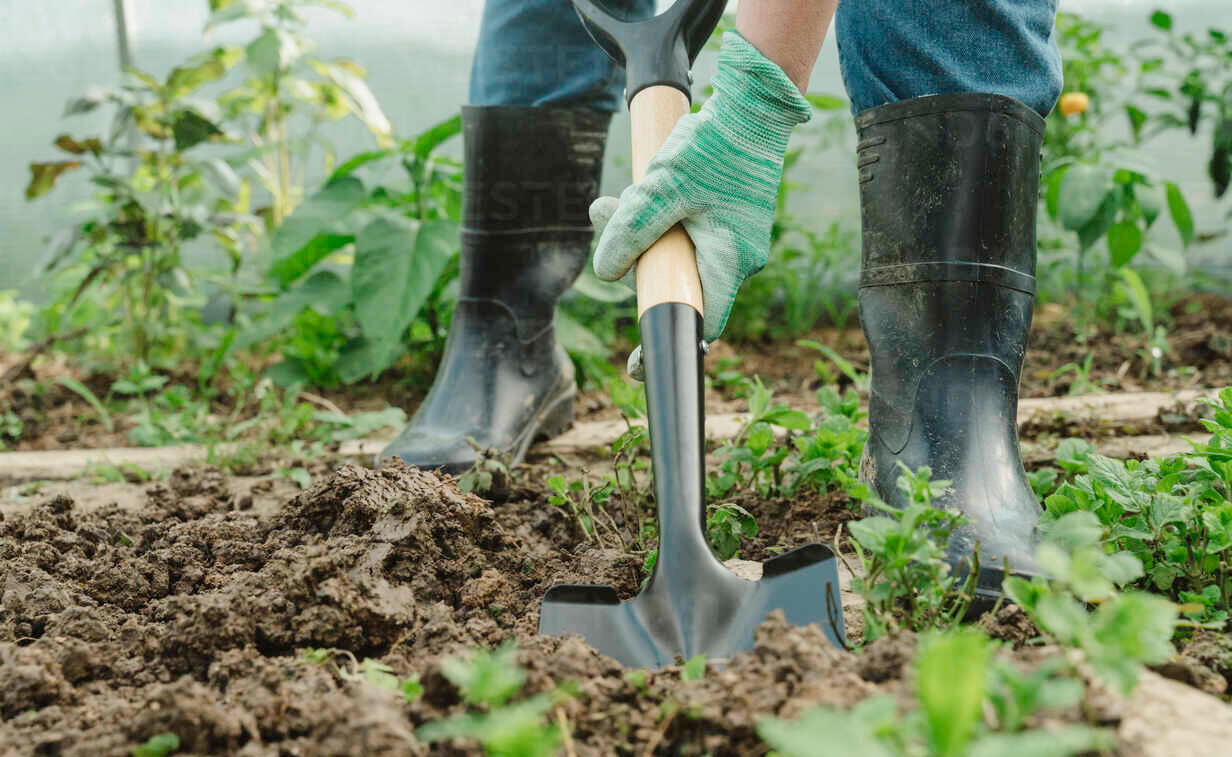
[571, 0, 724, 317]
[629, 87, 704, 318]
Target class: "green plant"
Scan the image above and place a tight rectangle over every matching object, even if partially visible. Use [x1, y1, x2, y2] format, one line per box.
[132, 732, 179, 757]
[756, 628, 1110, 757]
[0, 291, 34, 352]
[1037, 11, 1214, 316]
[238, 113, 462, 386]
[1037, 390, 1232, 621]
[706, 503, 758, 560]
[339, 658, 422, 704]
[707, 377, 811, 501]
[28, 48, 247, 366]
[206, 0, 392, 227]
[458, 441, 515, 497]
[419, 644, 564, 757]
[1006, 511, 1179, 693]
[845, 465, 976, 641]
[546, 474, 619, 547]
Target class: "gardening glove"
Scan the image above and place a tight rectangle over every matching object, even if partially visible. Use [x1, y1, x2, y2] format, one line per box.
[591, 31, 812, 346]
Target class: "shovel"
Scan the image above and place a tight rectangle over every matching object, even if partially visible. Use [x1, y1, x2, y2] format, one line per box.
[538, 0, 846, 668]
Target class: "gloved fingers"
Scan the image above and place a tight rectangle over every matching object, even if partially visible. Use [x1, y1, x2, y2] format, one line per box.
[591, 173, 688, 283]
[625, 344, 645, 382]
[683, 215, 746, 343]
[588, 195, 619, 238]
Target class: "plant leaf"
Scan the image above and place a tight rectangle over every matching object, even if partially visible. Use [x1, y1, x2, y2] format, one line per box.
[352, 216, 455, 348]
[172, 109, 223, 152]
[1164, 181, 1193, 247]
[917, 629, 989, 757]
[1058, 164, 1111, 232]
[1107, 221, 1143, 267]
[26, 161, 82, 200]
[804, 93, 846, 110]
[267, 176, 366, 281]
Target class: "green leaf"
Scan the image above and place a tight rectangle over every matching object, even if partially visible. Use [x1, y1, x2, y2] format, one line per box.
[165, 57, 227, 98]
[555, 308, 607, 357]
[1076, 193, 1118, 251]
[267, 233, 354, 287]
[171, 109, 223, 152]
[329, 148, 394, 181]
[804, 93, 846, 110]
[681, 654, 706, 681]
[411, 114, 463, 160]
[1106, 221, 1143, 267]
[311, 60, 393, 145]
[205, 0, 255, 29]
[756, 698, 898, 757]
[1164, 181, 1193, 247]
[246, 27, 299, 75]
[1150, 10, 1173, 30]
[1126, 104, 1147, 141]
[569, 268, 633, 303]
[916, 629, 990, 757]
[26, 161, 81, 200]
[968, 726, 1114, 757]
[1045, 165, 1069, 221]
[1057, 164, 1111, 231]
[440, 644, 525, 707]
[1118, 267, 1153, 330]
[54, 376, 114, 432]
[267, 176, 366, 280]
[132, 732, 180, 757]
[53, 134, 103, 155]
[1134, 181, 1163, 226]
[334, 338, 400, 384]
[762, 406, 811, 431]
[63, 86, 111, 116]
[352, 216, 455, 348]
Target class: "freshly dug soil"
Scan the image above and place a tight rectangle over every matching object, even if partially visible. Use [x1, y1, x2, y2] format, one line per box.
[1, 461, 1215, 756]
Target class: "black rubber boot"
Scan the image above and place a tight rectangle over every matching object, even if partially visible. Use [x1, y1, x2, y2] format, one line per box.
[379, 106, 611, 474]
[853, 93, 1046, 602]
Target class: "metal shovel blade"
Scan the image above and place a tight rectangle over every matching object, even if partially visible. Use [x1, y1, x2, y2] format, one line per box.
[540, 543, 846, 668]
[539, 304, 847, 668]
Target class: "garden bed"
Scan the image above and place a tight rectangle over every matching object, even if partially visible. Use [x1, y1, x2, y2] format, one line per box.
[3, 460, 1231, 756]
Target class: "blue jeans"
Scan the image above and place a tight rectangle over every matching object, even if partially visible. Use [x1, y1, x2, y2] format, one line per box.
[469, 0, 1062, 117]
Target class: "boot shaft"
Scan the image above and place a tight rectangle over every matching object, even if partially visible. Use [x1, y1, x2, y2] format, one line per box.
[457, 106, 612, 333]
[854, 93, 1044, 286]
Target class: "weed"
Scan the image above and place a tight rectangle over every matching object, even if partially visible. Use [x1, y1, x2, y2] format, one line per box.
[1038, 390, 1232, 618]
[458, 440, 515, 497]
[131, 732, 179, 757]
[705, 503, 757, 560]
[844, 465, 976, 641]
[273, 466, 311, 489]
[756, 627, 1110, 757]
[420, 644, 564, 757]
[546, 474, 618, 547]
[1005, 511, 1179, 693]
[680, 654, 707, 682]
[54, 376, 114, 432]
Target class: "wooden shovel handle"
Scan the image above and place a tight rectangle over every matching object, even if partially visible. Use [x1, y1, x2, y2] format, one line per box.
[629, 86, 704, 319]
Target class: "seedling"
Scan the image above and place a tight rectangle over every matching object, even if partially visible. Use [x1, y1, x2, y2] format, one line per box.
[132, 733, 179, 757]
[705, 503, 757, 560]
[756, 627, 1111, 757]
[844, 465, 976, 641]
[420, 644, 564, 757]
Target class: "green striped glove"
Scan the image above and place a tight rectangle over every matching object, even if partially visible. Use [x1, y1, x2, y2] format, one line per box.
[591, 31, 811, 343]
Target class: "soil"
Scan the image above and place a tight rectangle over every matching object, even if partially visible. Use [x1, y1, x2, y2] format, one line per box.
[5, 295, 1232, 454]
[2, 461, 1225, 756]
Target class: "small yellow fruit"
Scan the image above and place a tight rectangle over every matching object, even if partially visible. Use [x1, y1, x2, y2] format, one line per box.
[1059, 92, 1090, 117]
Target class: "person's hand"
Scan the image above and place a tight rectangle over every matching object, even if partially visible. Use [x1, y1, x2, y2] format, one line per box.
[590, 31, 811, 343]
